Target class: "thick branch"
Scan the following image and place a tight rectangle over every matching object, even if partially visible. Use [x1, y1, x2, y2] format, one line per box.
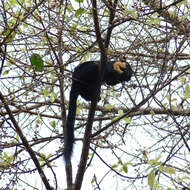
[0, 91, 53, 190]
[104, 0, 118, 48]
[143, 0, 190, 34]
[74, 1, 103, 189]
[74, 0, 118, 189]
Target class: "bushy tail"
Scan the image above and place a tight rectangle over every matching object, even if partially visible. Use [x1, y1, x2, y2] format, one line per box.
[64, 87, 78, 162]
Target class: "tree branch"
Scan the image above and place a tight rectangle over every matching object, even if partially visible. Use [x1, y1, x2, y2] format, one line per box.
[0, 91, 53, 190]
[143, 0, 190, 34]
[74, 1, 118, 189]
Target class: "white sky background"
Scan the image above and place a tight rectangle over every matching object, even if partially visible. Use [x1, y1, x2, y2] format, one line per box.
[0, 0, 190, 189]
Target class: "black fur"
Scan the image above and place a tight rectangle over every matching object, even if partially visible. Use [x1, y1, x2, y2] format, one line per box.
[64, 61, 132, 161]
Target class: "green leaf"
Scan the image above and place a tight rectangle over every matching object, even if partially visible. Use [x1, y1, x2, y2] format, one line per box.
[147, 19, 153, 26]
[150, 110, 155, 116]
[50, 120, 56, 128]
[9, 0, 18, 6]
[148, 155, 161, 166]
[91, 177, 95, 184]
[2, 70, 10, 75]
[170, 11, 176, 19]
[76, 107, 81, 115]
[118, 109, 123, 115]
[4, 2, 8, 10]
[148, 159, 158, 165]
[154, 17, 160, 25]
[50, 95, 55, 103]
[3, 29, 10, 36]
[122, 162, 130, 173]
[8, 31, 16, 42]
[75, 8, 86, 17]
[164, 166, 175, 174]
[75, 0, 83, 2]
[42, 89, 50, 97]
[130, 9, 137, 19]
[112, 116, 119, 121]
[0, 153, 14, 170]
[30, 53, 44, 72]
[178, 76, 186, 83]
[166, 95, 170, 101]
[111, 164, 118, 169]
[184, 84, 190, 99]
[50, 92, 57, 103]
[123, 117, 131, 124]
[105, 104, 113, 111]
[148, 169, 155, 188]
[176, 1, 185, 6]
[125, 9, 137, 19]
[3, 29, 16, 42]
[122, 165, 128, 173]
[45, 59, 51, 65]
[0, 161, 9, 170]
[71, 24, 77, 33]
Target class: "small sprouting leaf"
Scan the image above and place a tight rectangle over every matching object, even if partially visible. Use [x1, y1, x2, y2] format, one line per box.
[122, 163, 129, 173]
[178, 76, 186, 83]
[75, 8, 86, 17]
[4, 2, 8, 10]
[50, 120, 56, 128]
[3, 29, 16, 42]
[76, 107, 81, 115]
[164, 166, 175, 174]
[176, 1, 185, 6]
[123, 117, 131, 124]
[30, 53, 44, 72]
[169, 11, 176, 19]
[0, 161, 9, 169]
[122, 165, 128, 173]
[147, 19, 153, 26]
[125, 9, 137, 19]
[166, 95, 170, 101]
[184, 84, 190, 99]
[50, 95, 55, 103]
[45, 59, 51, 65]
[42, 89, 50, 97]
[0, 153, 14, 170]
[118, 109, 123, 115]
[129, 9, 137, 19]
[50, 92, 57, 103]
[91, 177, 95, 184]
[71, 24, 77, 32]
[9, 0, 18, 6]
[154, 17, 160, 25]
[2, 70, 10, 75]
[75, 0, 83, 2]
[105, 104, 113, 111]
[111, 164, 118, 169]
[148, 169, 155, 188]
[112, 116, 119, 121]
[150, 110, 155, 116]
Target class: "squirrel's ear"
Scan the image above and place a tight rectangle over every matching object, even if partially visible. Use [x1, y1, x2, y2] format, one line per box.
[120, 56, 126, 62]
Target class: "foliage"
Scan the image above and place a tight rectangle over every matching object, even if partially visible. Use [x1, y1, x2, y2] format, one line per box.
[30, 53, 44, 72]
[0, 0, 190, 190]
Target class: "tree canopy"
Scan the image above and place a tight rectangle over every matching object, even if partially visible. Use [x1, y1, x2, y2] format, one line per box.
[0, 0, 190, 190]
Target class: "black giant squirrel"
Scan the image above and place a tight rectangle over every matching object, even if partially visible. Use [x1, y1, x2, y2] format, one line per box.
[64, 61, 133, 162]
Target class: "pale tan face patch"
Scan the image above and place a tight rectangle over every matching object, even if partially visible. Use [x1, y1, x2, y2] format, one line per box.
[113, 62, 126, 73]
